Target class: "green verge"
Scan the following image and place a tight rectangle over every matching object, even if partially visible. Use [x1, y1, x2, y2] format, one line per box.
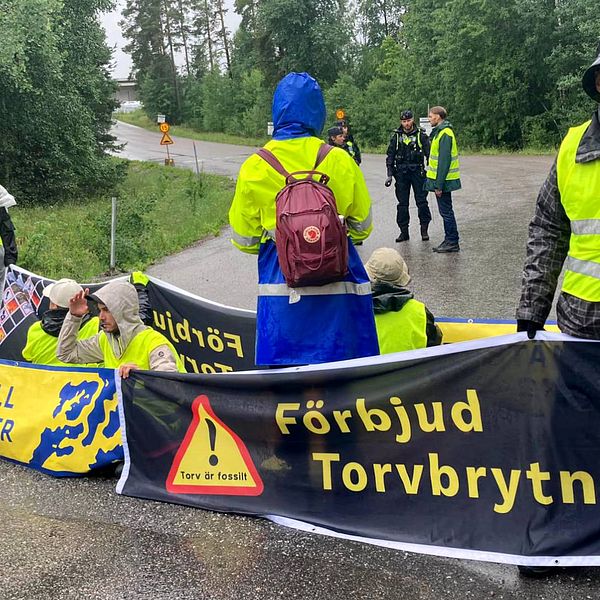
[12, 159, 235, 282]
[116, 110, 269, 147]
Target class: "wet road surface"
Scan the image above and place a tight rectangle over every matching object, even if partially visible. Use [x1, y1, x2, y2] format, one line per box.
[2, 122, 594, 600]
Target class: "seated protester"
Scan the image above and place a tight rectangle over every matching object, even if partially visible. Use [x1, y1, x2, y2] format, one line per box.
[337, 120, 361, 166]
[365, 248, 442, 353]
[57, 280, 185, 378]
[22, 278, 101, 367]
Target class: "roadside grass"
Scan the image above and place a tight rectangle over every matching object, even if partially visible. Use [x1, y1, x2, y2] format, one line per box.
[461, 145, 557, 156]
[12, 159, 234, 282]
[116, 110, 269, 147]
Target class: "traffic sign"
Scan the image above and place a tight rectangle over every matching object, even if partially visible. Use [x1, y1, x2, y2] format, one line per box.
[159, 122, 170, 133]
[160, 132, 174, 145]
[157, 114, 166, 123]
[335, 108, 346, 120]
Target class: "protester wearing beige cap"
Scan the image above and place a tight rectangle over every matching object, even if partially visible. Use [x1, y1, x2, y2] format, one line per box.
[365, 248, 442, 354]
[22, 279, 101, 366]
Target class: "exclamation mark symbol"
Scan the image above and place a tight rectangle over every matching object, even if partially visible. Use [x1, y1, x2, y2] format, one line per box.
[207, 419, 219, 466]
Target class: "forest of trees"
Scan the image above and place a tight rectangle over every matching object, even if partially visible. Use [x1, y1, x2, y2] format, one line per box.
[123, 0, 600, 150]
[0, 0, 124, 202]
[1, 0, 599, 203]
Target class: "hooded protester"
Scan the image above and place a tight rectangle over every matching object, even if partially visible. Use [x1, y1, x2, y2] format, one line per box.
[365, 248, 442, 353]
[22, 278, 100, 367]
[0, 185, 18, 283]
[57, 280, 185, 377]
[229, 72, 378, 365]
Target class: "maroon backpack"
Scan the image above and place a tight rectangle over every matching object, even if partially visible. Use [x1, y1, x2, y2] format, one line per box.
[257, 144, 349, 288]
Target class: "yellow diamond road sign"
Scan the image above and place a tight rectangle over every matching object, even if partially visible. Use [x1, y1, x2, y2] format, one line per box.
[160, 132, 174, 145]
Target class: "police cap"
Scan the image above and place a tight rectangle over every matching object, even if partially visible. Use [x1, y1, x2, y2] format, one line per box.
[400, 110, 414, 120]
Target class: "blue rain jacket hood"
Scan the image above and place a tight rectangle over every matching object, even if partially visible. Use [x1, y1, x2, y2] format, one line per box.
[272, 72, 326, 140]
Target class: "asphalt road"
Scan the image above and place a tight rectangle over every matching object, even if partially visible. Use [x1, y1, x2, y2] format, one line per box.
[2, 122, 596, 600]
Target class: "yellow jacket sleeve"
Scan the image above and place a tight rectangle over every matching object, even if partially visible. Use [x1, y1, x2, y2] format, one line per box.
[229, 157, 265, 254]
[321, 147, 373, 242]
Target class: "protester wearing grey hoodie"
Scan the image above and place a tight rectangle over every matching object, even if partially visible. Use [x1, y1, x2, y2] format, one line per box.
[57, 279, 184, 377]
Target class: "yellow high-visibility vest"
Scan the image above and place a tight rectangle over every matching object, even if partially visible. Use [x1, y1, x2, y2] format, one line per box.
[98, 328, 185, 371]
[374, 299, 428, 354]
[229, 137, 373, 253]
[23, 317, 101, 367]
[426, 128, 460, 182]
[557, 119, 600, 301]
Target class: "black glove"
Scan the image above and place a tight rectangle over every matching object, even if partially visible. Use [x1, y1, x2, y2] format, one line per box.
[516, 319, 544, 340]
[384, 177, 393, 187]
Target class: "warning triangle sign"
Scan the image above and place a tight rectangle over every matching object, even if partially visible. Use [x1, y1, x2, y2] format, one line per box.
[166, 395, 264, 496]
[160, 132, 174, 145]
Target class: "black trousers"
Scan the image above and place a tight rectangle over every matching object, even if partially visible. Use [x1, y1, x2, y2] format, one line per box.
[394, 167, 431, 230]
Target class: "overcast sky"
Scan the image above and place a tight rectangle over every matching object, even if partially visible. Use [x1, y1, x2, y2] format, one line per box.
[100, 1, 241, 79]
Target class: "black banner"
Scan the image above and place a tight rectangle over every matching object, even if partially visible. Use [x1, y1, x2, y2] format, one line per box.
[145, 279, 256, 372]
[0, 266, 257, 370]
[117, 334, 600, 566]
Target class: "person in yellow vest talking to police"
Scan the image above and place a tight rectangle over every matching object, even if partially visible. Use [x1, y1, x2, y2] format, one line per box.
[425, 106, 462, 253]
[365, 248, 442, 353]
[517, 44, 600, 341]
[22, 278, 100, 367]
[57, 279, 185, 378]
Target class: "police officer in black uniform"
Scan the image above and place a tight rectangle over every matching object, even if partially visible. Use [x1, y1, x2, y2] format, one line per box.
[385, 110, 431, 242]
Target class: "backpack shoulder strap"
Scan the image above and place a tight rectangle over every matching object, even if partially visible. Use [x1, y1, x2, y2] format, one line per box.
[256, 148, 290, 179]
[314, 143, 334, 168]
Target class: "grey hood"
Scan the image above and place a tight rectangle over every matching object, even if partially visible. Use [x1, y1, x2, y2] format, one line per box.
[90, 280, 146, 355]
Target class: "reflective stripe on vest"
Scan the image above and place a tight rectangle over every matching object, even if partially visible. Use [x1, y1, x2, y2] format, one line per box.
[556, 120, 600, 301]
[98, 327, 185, 371]
[346, 207, 373, 232]
[426, 128, 460, 182]
[232, 231, 262, 249]
[259, 281, 372, 297]
[374, 299, 428, 354]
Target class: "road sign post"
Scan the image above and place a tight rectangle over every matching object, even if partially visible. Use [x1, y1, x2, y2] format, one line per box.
[159, 124, 174, 166]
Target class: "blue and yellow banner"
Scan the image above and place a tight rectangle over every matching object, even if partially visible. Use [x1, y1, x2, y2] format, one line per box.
[0, 361, 122, 475]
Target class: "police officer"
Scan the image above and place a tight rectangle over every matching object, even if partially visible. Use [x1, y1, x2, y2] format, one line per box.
[385, 110, 431, 242]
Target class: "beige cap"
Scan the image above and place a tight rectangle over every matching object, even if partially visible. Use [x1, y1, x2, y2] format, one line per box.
[42, 278, 83, 308]
[365, 247, 411, 287]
